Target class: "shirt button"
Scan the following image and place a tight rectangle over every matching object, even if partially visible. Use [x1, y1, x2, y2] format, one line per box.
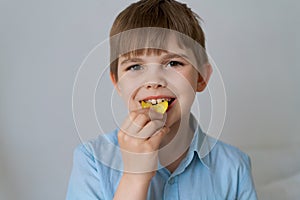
[168, 178, 175, 185]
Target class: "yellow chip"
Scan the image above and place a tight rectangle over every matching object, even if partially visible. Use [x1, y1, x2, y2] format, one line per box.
[141, 101, 152, 109]
[141, 100, 168, 114]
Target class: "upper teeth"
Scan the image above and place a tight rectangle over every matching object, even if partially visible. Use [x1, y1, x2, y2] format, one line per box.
[145, 98, 171, 105]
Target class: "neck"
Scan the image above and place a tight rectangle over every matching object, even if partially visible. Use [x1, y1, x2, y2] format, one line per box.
[159, 114, 195, 173]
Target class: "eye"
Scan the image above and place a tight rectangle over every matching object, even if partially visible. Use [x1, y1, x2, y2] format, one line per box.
[126, 64, 143, 71]
[166, 61, 184, 68]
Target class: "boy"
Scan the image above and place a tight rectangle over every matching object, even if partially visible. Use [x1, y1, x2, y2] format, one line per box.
[66, 0, 257, 199]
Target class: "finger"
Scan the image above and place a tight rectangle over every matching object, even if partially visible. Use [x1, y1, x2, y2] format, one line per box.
[120, 111, 138, 131]
[125, 113, 151, 136]
[128, 108, 166, 135]
[120, 108, 149, 132]
[137, 119, 165, 139]
[149, 107, 165, 121]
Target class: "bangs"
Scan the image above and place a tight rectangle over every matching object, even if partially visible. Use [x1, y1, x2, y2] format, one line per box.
[110, 27, 178, 61]
[110, 27, 207, 64]
[121, 48, 166, 60]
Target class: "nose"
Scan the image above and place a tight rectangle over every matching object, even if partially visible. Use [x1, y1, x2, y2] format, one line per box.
[145, 81, 166, 89]
[143, 64, 167, 89]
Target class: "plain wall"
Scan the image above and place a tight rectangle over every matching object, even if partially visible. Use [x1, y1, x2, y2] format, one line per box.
[1, 0, 299, 199]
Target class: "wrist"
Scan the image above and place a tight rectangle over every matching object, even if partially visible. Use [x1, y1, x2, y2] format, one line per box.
[114, 172, 155, 200]
[122, 172, 155, 185]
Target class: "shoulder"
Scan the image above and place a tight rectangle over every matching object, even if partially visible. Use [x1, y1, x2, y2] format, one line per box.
[76, 129, 119, 157]
[215, 139, 250, 164]
[73, 129, 119, 159]
[67, 130, 120, 199]
[206, 138, 258, 199]
[205, 136, 251, 172]
[73, 129, 122, 171]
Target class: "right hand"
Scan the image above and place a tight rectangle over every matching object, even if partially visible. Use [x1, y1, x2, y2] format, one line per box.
[117, 107, 170, 180]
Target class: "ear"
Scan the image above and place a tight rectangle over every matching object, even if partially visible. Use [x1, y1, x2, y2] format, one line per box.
[110, 73, 121, 95]
[197, 63, 213, 92]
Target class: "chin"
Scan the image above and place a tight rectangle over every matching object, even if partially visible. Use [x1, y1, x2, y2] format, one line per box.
[165, 114, 181, 129]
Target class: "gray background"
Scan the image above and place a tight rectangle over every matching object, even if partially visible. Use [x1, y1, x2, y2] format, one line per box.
[1, 0, 299, 199]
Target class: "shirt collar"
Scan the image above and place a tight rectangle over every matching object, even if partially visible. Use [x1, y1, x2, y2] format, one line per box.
[187, 114, 213, 170]
[158, 114, 212, 176]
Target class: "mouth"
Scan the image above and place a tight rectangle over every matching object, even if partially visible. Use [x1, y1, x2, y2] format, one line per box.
[139, 97, 176, 112]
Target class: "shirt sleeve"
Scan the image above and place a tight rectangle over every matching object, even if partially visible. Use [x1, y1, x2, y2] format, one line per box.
[237, 154, 258, 200]
[66, 144, 102, 200]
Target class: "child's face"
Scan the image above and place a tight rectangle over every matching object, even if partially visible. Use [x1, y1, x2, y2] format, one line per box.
[111, 42, 210, 128]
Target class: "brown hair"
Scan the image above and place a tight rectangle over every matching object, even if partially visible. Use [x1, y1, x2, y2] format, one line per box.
[109, 0, 207, 81]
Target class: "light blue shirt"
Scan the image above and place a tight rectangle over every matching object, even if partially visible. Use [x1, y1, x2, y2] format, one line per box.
[66, 117, 257, 200]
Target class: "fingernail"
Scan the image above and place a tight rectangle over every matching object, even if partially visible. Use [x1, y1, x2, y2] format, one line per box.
[149, 107, 163, 120]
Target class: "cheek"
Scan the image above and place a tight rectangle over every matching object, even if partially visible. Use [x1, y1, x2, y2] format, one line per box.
[168, 71, 196, 110]
[117, 76, 145, 109]
[184, 69, 199, 90]
[173, 69, 198, 92]
[118, 82, 135, 102]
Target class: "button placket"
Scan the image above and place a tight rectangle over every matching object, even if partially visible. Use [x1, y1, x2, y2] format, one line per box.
[163, 176, 179, 200]
[168, 177, 175, 185]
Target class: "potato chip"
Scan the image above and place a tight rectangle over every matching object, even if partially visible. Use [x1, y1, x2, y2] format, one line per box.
[141, 100, 168, 114]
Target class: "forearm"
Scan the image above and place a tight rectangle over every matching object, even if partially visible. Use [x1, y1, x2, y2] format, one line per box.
[114, 109, 168, 199]
[113, 173, 153, 200]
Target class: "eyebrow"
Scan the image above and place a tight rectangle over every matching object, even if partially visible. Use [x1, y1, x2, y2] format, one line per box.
[120, 57, 144, 66]
[161, 53, 189, 61]
[119, 53, 190, 66]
